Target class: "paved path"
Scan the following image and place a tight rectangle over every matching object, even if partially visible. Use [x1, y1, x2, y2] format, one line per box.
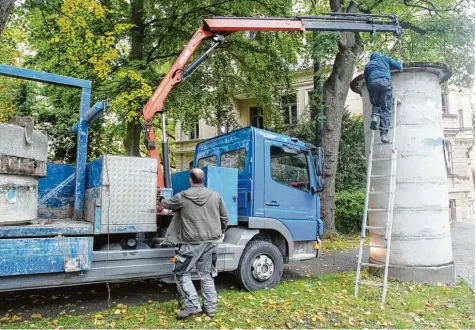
[0, 221, 472, 319]
[451, 219, 475, 291]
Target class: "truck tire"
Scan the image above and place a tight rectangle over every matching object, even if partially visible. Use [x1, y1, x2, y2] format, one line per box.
[236, 240, 284, 291]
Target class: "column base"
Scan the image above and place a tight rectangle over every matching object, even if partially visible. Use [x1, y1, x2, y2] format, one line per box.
[368, 257, 456, 284]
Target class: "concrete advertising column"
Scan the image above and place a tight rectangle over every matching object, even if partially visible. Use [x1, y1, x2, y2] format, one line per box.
[351, 63, 455, 283]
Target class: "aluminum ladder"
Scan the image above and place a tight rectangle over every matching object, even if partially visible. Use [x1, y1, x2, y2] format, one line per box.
[354, 98, 399, 305]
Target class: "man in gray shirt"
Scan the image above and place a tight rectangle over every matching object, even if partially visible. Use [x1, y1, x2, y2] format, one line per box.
[160, 168, 228, 319]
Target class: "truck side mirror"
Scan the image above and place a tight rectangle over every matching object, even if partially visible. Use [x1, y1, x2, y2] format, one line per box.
[314, 147, 326, 192]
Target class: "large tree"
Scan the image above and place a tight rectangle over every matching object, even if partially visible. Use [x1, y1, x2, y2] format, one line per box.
[13, 0, 300, 160]
[302, 0, 474, 234]
[0, 0, 15, 36]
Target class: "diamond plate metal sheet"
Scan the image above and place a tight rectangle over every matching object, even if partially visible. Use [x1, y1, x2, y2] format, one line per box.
[100, 155, 157, 231]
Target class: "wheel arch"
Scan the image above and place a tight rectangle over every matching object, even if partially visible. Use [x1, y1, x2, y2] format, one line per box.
[238, 216, 294, 262]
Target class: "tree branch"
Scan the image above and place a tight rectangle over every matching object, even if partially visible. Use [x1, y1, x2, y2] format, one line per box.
[400, 21, 428, 35]
[147, 52, 181, 63]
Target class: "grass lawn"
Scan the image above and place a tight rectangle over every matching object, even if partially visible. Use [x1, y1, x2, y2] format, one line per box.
[322, 234, 369, 252]
[0, 271, 473, 329]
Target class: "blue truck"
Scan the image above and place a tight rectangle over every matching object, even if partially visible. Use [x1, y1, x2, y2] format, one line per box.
[0, 13, 404, 292]
[0, 65, 324, 292]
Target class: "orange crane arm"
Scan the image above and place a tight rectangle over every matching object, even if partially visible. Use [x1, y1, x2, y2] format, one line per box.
[141, 15, 402, 189]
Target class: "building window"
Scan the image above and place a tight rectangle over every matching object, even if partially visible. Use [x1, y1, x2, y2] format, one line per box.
[220, 148, 246, 172]
[189, 122, 199, 140]
[250, 107, 263, 129]
[270, 146, 309, 192]
[449, 199, 457, 221]
[198, 155, 216, 167]
[280, 94, 298, 125]
[443, 140, 453, 174]
[458, 109, 464, 128]
[442, 93, 449, 113]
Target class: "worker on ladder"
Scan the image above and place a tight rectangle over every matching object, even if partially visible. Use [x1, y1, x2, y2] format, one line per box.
[364, 52, 403, 143]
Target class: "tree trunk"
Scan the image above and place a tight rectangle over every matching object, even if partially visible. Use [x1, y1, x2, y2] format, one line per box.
[124, 118, 142, 156]
[313, 60, 323, 147]
[0, 0, 14, 36]
[320, 0, 363, 234]
[124, 0, 145, 156]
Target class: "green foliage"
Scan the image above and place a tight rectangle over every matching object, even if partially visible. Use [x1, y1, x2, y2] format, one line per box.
[335, 188, 365, 233]
[359, 0, 475, 87]
[1, 0, 301, 160]
[336, 111, 366, 191]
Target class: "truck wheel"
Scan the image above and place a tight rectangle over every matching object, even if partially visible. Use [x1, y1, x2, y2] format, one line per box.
[236, 240, 284, 291]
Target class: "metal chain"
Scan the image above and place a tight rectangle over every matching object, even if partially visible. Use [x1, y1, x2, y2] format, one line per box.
[395, 35, 402, 59]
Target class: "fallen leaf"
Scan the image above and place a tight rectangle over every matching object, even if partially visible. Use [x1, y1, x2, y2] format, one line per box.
[94, 314, 103, 319]
[147, 300, 153, 304]
[52, 320, 59, 325]
[114, 309, 121, 315]
[195, 317, 202, 322]
[11, 315, 22, 322]
[364, 311, 372, 315]
[268, 299, 277, 305]
[246, 319, 252, 324]
[311, 316, 317, 322]
[93, 319, 103, 326]
[209, 322, 216, 327]
[204, 316, 211, 321]
[0, 316, 10, 322]
[116, 304, 125, 309]
[31, 314, 42, 319]
[109, 321, 115, 328]
[229, 318, 235, 322]
[51, 295, 58, 300]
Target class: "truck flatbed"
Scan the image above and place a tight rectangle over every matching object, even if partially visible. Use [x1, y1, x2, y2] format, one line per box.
[0, 219, 93, 237]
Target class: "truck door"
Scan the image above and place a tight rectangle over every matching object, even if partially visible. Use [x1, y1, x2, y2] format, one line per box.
[264, 142, 318, 241]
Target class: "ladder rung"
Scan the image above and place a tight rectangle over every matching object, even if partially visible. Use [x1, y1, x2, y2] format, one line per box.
[370, 174, 392, 178]
[367, 208, 387, 212]
[368, 191, 389, 195]
[372, 157, 392, 161]
[360, 262, 386, 268]
[366, 243, 387, 248]
[365, 225, 386, 230]
[358, 281, 383, 287]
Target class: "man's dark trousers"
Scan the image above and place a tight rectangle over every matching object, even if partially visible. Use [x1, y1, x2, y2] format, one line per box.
[173, 242, 218, 314]
[368, 78, 393, 135]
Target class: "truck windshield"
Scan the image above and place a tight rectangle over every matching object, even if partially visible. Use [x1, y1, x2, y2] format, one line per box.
[270, 146, 310, 192]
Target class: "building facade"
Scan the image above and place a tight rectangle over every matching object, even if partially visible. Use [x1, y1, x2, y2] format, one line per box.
[442, 89, 475, 221]
[173, 72, 475, 221]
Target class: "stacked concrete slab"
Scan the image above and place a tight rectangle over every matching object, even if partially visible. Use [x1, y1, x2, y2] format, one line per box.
[0, 119, 48, 224]
[351, 63, 455, 283]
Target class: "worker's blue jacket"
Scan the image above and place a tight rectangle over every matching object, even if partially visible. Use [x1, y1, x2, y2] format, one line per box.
[364, 52, 402, 85]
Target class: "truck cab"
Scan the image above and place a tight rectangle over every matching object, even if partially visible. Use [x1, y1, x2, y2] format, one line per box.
[192, 127, 324, 289]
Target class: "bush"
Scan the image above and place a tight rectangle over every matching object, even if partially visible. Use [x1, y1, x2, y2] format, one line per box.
[335, 188, 365, 233]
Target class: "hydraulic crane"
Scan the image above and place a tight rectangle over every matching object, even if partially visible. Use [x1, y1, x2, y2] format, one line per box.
[141, 12, 403, 191]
